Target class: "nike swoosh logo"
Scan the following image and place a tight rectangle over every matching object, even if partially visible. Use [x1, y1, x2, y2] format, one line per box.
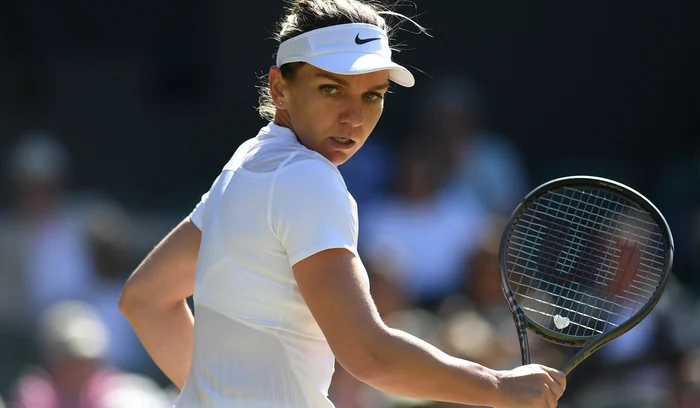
[355, 34, 381, 45]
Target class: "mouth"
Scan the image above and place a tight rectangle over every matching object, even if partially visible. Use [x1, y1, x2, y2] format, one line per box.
[331, 137, 354, 145]
[329, 137, 356, 150]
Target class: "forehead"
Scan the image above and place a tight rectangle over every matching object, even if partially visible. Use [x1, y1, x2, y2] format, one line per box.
[296, 64, 390, 86]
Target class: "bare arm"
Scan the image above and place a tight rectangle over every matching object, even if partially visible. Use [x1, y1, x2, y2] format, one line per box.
[294, 248, 566, 408]
[118, 217, 200, 389]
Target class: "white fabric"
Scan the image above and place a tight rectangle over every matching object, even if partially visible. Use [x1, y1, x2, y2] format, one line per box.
[174, 123, 364, 408]
[276, 23, 415, 87]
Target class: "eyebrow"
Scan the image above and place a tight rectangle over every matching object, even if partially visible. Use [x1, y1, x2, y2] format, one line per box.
[315, 72, 390, 91]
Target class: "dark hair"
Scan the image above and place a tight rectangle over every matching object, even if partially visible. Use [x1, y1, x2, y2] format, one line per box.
[256, 0, 424, 121]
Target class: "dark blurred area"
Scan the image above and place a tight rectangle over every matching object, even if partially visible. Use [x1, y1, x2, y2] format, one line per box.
[0, 1, 697, 407]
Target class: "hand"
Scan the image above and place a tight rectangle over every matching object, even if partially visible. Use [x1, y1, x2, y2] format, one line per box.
[493, 364, 566, 408]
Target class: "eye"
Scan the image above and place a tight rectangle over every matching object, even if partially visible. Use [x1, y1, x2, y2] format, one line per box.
[320, 85, 340, 95]
[364, 92, 384, 102]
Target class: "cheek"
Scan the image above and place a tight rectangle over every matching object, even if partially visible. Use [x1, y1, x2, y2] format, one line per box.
[294, 90, 331, 119]
[358, 103, 384, 134]
[366, 100, 383, 116]
[368, 105, 384, 126]
[289, 101, 331, 145]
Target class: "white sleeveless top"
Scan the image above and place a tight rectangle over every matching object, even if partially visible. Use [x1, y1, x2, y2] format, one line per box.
[173, 123, 365, 408]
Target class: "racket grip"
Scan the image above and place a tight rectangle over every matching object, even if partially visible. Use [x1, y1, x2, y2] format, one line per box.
[513, 309, 531, 366]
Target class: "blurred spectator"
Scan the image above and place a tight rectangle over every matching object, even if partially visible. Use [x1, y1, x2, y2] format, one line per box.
[96, 372, 172, 408]
[10, 300, 171, 408]
[676, 348, 700, 408]
[438, 216, 518, 369]
[414, 74, 528, 216]
[361, 136, 488, 310]
[11, 300, 114, 408]
[0, 130, 96, 325]
[338, 135, 395, 214]
[565, 286, 683, 407]
[0, 130, 97, 395]
[439, 215, 567, 372]
[564, 214, 683, 405]
[82, 200, 150, 374]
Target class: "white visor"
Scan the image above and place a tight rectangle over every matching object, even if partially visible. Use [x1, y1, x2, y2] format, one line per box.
[276, 23, 415, 87]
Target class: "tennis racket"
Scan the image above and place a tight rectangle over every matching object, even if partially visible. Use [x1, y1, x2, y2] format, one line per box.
[498, 175, 673, 375]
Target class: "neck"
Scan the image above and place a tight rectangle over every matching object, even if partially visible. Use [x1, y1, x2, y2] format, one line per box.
[273, 111, 305, 146]
[273, 111, 293, 131]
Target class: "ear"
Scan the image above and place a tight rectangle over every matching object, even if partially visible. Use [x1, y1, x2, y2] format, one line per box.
[269, 66, 288, 110]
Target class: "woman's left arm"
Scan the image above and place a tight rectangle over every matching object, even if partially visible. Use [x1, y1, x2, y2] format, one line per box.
[119, 216, 201, 389]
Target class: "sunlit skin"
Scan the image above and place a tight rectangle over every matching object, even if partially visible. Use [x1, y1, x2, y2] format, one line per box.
[269, 63, 390, 165]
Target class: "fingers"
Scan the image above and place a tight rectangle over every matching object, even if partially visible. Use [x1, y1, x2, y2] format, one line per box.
[535, 366, 564, 407]
[500, 365, 567, 408]
[539, 365, 567, 391]
[543, 375, 564, 403]
[543, 383, 558, 408]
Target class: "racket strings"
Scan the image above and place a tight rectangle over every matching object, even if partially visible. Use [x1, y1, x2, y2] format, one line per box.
[506, 187, 667, 338]
[536, 191, 666, 268]
[512, 210, 662, 295]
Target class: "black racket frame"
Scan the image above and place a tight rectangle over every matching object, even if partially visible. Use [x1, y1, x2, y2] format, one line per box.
[498, 175, 674, 374]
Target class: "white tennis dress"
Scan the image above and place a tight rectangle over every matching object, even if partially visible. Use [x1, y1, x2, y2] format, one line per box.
[173, 123, 365, 408]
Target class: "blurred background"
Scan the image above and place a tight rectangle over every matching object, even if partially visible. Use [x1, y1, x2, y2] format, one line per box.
[0, 1, 697, 407]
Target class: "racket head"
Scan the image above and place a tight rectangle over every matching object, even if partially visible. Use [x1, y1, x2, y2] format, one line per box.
[498, 175, 674, 351]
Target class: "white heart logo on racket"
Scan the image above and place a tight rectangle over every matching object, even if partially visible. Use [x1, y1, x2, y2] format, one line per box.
[553, 314, 571, 330]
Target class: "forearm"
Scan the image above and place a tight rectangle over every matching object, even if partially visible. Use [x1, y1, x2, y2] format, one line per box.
[365, 328, 502, 407]
[123, 300, 194, 389]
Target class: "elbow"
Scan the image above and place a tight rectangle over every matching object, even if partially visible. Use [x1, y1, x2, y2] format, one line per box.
[118, 276, 186, 318]
[118, 277, 148, 318]
[349, 360, 392, 385]
[117, 283, 137, 317]
[336, 332, 396, 384]
[340, 353, 383, 384]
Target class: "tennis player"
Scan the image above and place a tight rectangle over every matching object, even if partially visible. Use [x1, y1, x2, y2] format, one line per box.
[119, 1, 566, 407]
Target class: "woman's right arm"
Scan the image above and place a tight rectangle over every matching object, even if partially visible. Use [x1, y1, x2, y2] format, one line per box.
[118, 217, 200, 389]
[293, 248, 566, 408]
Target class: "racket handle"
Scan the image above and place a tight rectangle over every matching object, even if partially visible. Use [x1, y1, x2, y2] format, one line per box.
[520, 346, 530, 365]
[513, 309, 531, 366]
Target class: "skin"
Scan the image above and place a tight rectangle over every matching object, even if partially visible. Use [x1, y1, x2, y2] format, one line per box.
[119, 217, 199, 389]
[269, 63, 390, 166]
[120, 62, 567, 407]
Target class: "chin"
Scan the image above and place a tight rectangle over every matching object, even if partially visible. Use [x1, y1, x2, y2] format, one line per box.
[325, 151, 354, 166]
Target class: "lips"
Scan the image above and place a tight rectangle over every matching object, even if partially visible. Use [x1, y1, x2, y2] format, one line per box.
[329, 137, 356, 150]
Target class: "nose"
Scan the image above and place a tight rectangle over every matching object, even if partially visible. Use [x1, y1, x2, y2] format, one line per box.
[339, 99, 364, 128]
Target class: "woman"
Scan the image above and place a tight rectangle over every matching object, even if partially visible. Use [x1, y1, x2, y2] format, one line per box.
[119, 1, 567, 407]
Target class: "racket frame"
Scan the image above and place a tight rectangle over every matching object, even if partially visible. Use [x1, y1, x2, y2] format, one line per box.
[498, 175, 674, 373]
